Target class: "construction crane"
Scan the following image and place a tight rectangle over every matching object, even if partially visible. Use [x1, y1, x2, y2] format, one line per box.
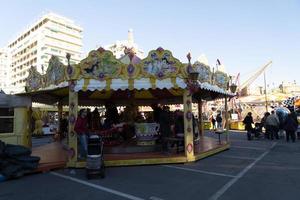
[232, 61, 272, 120]
[238, 61, 272, 96]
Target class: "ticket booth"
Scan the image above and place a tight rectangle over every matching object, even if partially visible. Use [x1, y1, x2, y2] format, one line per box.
[0, 92, 31, 147]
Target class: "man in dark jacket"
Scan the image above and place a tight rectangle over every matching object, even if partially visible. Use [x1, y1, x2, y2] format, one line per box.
[284, 113, 298, 142]
[243, 112, 254, 140]
[159, 107, 172, 153]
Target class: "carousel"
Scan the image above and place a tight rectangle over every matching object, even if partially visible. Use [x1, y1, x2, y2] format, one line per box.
[20, 47, 233, 168]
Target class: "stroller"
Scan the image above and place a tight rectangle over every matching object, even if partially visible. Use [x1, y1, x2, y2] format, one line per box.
[86, 135, 105, 179]
[247, 123, 263, 140]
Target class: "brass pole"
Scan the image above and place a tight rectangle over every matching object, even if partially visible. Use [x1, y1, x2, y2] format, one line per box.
[225, 95, 229, 142]
[198, 99, 203, 137]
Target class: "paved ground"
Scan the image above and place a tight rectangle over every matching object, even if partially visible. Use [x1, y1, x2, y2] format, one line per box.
[1, 131, 300, 200]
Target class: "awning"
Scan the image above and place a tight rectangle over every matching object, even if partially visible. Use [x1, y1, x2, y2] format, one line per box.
[74, 78, 186, 92]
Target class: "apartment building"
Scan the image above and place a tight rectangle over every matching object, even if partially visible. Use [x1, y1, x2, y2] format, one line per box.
[7, 12, 83, 92]
[0, 48, 10, 92]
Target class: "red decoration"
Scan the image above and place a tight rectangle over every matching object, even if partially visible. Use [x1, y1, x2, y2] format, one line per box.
[187, 127, 192, 132]
[186, 143, 193, 153]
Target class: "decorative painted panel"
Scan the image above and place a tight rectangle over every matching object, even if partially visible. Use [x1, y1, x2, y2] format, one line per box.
[140, 47, 183, 79]
[79, 47, 124, 81]
[25, 66, 43, 92]
[213, 71, 228, 89]
[45, 56, 66, 86]
[194, 62, 212, 83]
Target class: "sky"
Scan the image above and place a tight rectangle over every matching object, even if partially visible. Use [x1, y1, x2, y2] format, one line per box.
[0, 0, 299, 88]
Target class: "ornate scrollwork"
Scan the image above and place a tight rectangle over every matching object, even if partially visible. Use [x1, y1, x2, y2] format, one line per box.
[45, 56, 66, 86]
[25, 66, 43, 92]
[213, 70, 229, 89]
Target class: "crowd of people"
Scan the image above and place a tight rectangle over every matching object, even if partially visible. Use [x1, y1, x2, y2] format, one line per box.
[243, 110, 299, 142]
[209, 113, 223, 130]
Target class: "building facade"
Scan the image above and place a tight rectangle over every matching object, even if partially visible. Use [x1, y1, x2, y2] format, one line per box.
[7, 12, 83, 93]
[0, 48, 10, 93]
[105, 29, 144, 59]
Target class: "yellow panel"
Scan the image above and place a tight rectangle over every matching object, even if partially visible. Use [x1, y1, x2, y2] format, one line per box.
[52, 88, 69, 96]
[75, 156, 187, 168]
[82, 79, 90, 92]
[135, 90, 154, 99]
[194, 143, 230, 160]
[89, 90, 112, 99]
[72, 144, 229, 168]
[169, 88, 184, 96]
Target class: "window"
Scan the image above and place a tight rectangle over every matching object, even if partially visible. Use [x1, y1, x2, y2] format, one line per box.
[51, 48, 59, 52]
[0, 108, 14, 134]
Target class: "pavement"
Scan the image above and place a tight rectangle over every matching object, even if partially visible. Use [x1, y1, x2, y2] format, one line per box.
[1, 131, 300, 200]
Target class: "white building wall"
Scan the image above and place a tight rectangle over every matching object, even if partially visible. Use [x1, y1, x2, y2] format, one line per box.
[0, 48, 10, 93]
[7, 12, 83, 93]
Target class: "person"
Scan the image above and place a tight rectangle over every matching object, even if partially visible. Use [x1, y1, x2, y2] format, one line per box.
[290, 111, 300, 140]
[216, 113, 222, 129]
[159, 106, 172, 153]
[86, 108, 92, 130]
[210, 115, 216, 130]
[104, 103, 120, 129]
[91, 108, 101, 131]
[243, 112, 254, 140]
[174, 112, 184, 137]
[74, 109, 89, 158]
[261, 112, 270, 138]
[265, 111, 280, 140]
[283, 113, 298, 142]
[151, 103, 162, 123]
[59, 113, 68, 139]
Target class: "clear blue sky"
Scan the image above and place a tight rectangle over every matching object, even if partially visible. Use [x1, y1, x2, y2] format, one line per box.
[1, 0, 299, 88]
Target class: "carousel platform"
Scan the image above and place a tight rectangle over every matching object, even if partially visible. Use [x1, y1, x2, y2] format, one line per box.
[31, 142, 68, 172]
[77, 136, 230, 167]
[31, 136, 229, 170]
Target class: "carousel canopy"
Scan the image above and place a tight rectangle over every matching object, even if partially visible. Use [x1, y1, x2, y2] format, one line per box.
[20, 47, 233, 106]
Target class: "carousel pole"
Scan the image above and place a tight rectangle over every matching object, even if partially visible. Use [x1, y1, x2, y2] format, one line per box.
[183, 89, 195, 161]
[225, 94, 229, 142]
[198, 99, 203, 137]
[184, 52, 197, 161]
[66, 54, 78, 167]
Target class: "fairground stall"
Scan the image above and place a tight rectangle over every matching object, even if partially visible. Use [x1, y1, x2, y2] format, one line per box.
[21, 47, 233, 168]
[0, 92, 31, 146]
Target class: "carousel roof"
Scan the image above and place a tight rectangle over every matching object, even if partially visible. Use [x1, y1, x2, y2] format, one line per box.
[21, 47, 233, 106]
